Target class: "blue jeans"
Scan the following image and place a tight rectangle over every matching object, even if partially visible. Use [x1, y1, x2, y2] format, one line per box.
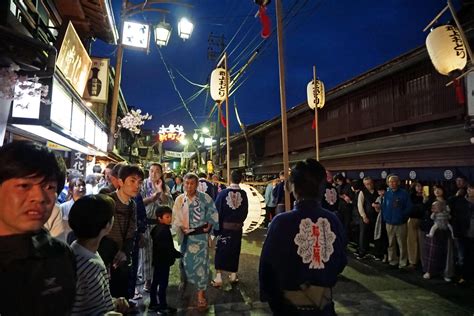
[150, 264, 170, 307]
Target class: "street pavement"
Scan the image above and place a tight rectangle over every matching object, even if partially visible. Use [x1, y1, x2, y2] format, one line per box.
[133, 227, 474, 315]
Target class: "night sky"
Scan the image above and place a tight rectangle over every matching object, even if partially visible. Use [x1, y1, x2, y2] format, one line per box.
[92, 0, 450, 138]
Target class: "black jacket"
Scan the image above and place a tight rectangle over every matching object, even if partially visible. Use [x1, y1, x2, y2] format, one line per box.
[151, 223, 181, 267]
[0, 229, 76, 316]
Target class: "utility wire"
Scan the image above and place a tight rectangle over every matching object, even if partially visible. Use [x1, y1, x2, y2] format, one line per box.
[157, 47, 199, 127]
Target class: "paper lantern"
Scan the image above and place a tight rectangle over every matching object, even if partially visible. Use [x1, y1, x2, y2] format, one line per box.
[426, 25, 467, 76]
[210, 67, 227, 102]
[307, 79, 325, 109]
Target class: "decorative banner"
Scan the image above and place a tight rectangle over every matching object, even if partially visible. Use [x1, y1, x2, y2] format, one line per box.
[56, 22, 92, 95]
[426, 25, 467, 76]
[210, 68, 227, 102]
[164, 150, 195, 158]
[207, 160, 214, 174]
[158, 124, 185, 142]
[83, 58, 109, 103]
[307, 79, 325, 109]
[122, 21, 150, 50]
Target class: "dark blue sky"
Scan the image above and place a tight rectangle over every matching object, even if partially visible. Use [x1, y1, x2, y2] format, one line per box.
[93, 0, 449, 136]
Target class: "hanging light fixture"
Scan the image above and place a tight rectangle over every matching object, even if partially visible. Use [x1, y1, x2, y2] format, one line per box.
[193, 132, 198, 140]
[210, 67, 227, 102]
[154, 21, 172, 46]
[178, 17, 194, 40]
[306, 79, 325, 110]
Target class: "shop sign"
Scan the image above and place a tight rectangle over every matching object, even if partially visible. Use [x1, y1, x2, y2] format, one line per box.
[46, 141, 71, 151]
[71, 151, 87, 176]
[56, 22, 92, 95]
[164, 150, 195, 158]
[158, 124, 185, 142]
[83, 57, 109, 103]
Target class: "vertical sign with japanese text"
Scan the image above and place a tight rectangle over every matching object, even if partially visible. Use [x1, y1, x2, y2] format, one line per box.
[71, 151, 86, 177]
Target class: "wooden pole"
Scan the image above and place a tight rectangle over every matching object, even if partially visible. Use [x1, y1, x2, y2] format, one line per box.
[313, 65, 320, 161]
[276, 0, 291, 211]
[224, 53, 231, 185]
[108, 0, 127, 152]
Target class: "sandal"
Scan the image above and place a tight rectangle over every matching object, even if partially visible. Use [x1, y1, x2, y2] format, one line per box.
[211, 279, 222, 288]
[229, 275, 239, 284]
[197, 297, 208, 311]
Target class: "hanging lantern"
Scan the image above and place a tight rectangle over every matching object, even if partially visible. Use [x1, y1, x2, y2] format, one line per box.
[426, 25, 467, 76]
[178, 17, 194, 40]
[154, 21, 171, 46]
[307, 79, 325, 109]
[210, 67, 227, 102]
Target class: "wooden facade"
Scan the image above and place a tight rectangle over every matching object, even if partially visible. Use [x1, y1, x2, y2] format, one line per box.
[223, 48, 474, 181]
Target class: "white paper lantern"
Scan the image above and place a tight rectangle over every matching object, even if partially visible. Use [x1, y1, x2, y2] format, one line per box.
[307, 79, 325, 109]
[210, 67, 227, 102]
[426, 25, 467, 76]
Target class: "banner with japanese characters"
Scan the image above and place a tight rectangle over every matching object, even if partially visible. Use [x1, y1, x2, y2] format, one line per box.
[71, 151, 87, 177]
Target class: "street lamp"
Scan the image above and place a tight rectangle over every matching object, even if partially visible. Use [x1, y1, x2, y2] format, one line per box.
[178, 17, 194, 40]
[154, 21, 172, 46]
[108, 0, 193, 152]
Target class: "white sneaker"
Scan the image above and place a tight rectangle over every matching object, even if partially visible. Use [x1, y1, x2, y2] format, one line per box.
[423, 272, 431, 279]
[444, 277, 452, 282]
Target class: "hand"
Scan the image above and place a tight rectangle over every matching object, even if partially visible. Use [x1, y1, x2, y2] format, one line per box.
[112, 251, 127, 269]
[202, 223, 211, 233]
[155, 179, 163, 193]
[363, 216, 370, 224]
[114, 297, 129, 313]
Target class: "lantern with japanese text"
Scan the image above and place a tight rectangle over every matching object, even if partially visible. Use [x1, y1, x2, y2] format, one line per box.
[307, 79, 325, 110]
[210, 67, 227, 102]
[426, 25, 467, 76]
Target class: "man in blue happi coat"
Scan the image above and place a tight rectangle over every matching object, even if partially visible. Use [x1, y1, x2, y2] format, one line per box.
[212, 170, 248, 286]
[259, 159, 347, 315]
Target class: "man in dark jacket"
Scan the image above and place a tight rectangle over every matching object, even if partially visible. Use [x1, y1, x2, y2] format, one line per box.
[260, 159, 347, 315]
[0, 141, 76, 316]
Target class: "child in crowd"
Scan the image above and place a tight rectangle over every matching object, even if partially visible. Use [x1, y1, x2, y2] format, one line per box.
[68, 194, 129, 315]
[149, 206, 182, 314]
[373, 182, 389, 262]
[427, 200, 455, 239]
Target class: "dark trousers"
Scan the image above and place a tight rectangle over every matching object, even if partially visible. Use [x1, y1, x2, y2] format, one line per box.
[374, 221, 389, 259]
[264, 206, 276, 226]
[462, 237, 474, 281]
[359, 216, 376, 256]
[110, 240, 133, 299]
[128, 233, 140, 298]
[150, 264, 170, 307]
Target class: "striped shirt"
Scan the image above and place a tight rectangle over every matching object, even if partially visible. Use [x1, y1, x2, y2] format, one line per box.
[71, 242, 114, 316]
[107, 192, 137, 249]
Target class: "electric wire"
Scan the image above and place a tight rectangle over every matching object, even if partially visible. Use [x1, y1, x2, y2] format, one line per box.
[157, 47, 199, 127]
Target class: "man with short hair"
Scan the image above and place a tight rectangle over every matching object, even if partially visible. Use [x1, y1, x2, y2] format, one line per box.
[213, 170, 248, 286]
[382, 174, 412, 268]
[357, 177, 378, 259]
[173, 173, 219, 311]
[260, 159, 347, 315]
[0, 141, 76, 315]
[105, 165, 144, 299]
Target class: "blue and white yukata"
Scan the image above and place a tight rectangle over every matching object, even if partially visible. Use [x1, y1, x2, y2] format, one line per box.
[214, 184, 248, 272]
[259, 199, 347, 315]
[173, 191, 219, 290]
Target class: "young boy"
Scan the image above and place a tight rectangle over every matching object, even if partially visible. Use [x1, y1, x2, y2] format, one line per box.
[149, 206, 182, 314]
[68, 194, 129, 315]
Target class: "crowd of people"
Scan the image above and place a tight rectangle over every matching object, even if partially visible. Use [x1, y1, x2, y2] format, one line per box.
[261, 169, 474, 286]
[1, 140, 472, 316]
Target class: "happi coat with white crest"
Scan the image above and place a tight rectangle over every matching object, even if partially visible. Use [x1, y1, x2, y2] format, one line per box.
[214, 184, 249, 272]
[172, 191, 219, 290]
[259, 199, 347, 314]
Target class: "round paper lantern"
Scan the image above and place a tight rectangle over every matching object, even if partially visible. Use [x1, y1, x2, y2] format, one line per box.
[307, 79, 325, 109]
[240, 183, 266, 234]
[210, 67, 227, 102]
[426, 25, 467, 76]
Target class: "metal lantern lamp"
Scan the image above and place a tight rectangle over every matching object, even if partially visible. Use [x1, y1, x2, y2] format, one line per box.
[178, 17, 194, 40]
[154, 21, 172, 46]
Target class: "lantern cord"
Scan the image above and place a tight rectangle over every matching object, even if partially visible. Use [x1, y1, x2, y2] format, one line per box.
[172, 66, 209, 88]
[159, 86, 208, 117]
[157, 47, 199, 127]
